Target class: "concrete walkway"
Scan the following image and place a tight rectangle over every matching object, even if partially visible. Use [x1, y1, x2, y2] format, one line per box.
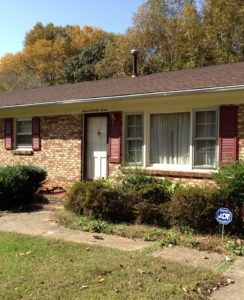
[0, 211, 149, 251]
[211, 257, 244, 300]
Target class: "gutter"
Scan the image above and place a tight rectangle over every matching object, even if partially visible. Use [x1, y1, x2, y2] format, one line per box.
[0, 84, 243, 110]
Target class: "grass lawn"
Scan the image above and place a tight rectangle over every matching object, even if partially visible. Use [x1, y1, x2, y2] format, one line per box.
[0, 232, 221, 300]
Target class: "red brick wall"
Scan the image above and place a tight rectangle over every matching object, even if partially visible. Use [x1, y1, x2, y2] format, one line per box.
[238, 104, 244, 160]
[0, 103, 242, 188]
[0, 114, 82, 188]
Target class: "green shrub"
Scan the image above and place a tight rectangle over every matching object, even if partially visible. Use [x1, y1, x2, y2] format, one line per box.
[65, 180, 103, 214]
[65, 180, 133, 222]
[119, 168, 159, 191]
[66, 169, 177, 225]
[132, 184, 171, 225]
[214, 161, 244, 232]
[0, 165, 47, 210]
[214, 161, 244, 205]
[169, 186, 236, 232]
[225, 241, 244, 256]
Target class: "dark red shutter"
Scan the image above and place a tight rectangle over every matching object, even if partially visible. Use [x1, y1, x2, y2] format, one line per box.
[32, 117, 41, 151]
[109, 112, 122, 163]
[4, 119, 13, 150]
[219, 105, 238, 163]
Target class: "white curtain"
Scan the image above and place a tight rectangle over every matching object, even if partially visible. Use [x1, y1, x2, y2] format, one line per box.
[150, 113, 190, 165]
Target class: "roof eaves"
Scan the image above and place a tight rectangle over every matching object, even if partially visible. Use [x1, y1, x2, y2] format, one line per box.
[0, 84, 243, 110]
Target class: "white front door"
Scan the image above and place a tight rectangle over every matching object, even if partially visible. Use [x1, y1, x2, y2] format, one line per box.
[87, 116, 108, 179]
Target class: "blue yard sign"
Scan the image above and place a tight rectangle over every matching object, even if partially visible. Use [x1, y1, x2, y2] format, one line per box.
[215, 208, 233, 241]
[215, 208, 233, 225]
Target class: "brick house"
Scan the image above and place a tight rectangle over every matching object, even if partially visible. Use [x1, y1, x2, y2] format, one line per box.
[0, 62, 243, 188]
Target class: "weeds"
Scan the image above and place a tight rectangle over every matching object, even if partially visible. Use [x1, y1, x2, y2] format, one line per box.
[225, 241, 244, 256]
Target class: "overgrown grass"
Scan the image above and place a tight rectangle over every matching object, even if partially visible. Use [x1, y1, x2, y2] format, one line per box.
[56, 210, 244, 256]
[0, 232, 221, 299]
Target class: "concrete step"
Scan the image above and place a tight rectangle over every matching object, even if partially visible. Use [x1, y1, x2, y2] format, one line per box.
[30, 203, 64, 211]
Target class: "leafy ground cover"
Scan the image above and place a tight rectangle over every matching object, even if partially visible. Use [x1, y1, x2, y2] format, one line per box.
[56, 210, 244, 257]
[0, 232, 221, 300]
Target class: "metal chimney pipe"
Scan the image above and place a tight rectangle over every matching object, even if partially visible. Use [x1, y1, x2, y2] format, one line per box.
[131, 49, 139, 77]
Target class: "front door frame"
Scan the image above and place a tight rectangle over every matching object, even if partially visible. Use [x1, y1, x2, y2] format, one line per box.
[83, 113, 109, 179]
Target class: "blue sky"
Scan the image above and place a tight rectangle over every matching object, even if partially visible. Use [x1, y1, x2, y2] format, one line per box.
[0, 0, 144, 57]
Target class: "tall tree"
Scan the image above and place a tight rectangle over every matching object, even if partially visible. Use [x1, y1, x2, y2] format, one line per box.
[64, 44, 105, 82]
[202, 0, 244, 63]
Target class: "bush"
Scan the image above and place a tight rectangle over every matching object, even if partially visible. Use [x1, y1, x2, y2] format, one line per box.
[66, 170, 176, 225]
[214, 161, 244, 232]
[132, 183, 171, 225]
[214, 161, 244, 205]
[65, 180, 103, 214]
[119, 168, 159, 191]
[65, 180, 133, 222]
[169, 186, 237, 232]
[0, 165, 47, 210]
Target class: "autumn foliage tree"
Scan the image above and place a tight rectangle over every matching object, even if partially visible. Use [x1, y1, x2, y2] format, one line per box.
[0, 0, 243, 92]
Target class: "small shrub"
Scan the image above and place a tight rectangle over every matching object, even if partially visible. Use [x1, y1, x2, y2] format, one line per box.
[169, 186, 236, 232]
[119, 169, 172, 225]
[225, 241, 244, 256]
[65, 180, 104, 214]
[144, 228, 164, 241]
[84, 186, 132, 222]
[134, 196, 171, 226]
[65, 180, 132, 222]
[161, 229, 180, 246]
[119, 168, 159, 191]
[0, 165, 47, 210]
[214, 161, 244, 204]
[214, 161, 244, 231]
[77, 217, 113, 234]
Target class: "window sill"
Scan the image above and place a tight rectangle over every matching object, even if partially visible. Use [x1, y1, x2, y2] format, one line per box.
[13, 149, 34, 156]
[144, 169, 213, 179]
[121, 165, 214, 179]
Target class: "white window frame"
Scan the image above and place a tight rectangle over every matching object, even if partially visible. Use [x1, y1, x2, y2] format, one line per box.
[192, 108, 218, 169]
[15, 118, 32, 150]
[124, 113, 144, 165]
[149, 111, 192, 171]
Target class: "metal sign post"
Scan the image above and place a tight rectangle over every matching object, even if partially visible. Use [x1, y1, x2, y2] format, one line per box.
[221, 223, 224, 242]
[215, 208, 233, 242]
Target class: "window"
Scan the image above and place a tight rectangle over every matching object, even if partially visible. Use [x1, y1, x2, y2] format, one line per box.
[16, 119, 32, 148]
[125, 114, 143, 163]
[150, 112, 190, 165]
[194, 110, 217, 168]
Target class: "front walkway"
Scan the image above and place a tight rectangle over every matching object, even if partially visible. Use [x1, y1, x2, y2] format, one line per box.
[0, 211, 149, 251]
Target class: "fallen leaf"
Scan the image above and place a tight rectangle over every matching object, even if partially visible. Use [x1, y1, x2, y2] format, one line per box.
[98, 277, 105, 283]
[80, 285, 88, 290]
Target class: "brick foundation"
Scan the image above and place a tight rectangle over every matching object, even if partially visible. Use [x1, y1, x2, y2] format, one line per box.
[0, 114, 82, 188]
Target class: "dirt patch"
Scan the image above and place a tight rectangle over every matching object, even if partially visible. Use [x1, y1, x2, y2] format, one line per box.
[152, 246, 226, 271]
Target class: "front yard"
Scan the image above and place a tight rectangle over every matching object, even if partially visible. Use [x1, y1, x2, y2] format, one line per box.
[0, 232, 221, 299]
[56, 210, 244, 256]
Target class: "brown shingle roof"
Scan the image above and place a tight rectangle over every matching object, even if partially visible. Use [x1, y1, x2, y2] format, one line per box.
[0, 62, 243, 108]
